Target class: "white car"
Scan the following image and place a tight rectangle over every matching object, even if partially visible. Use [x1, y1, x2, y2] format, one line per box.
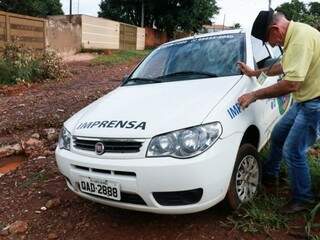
[55, 30, 291, 214]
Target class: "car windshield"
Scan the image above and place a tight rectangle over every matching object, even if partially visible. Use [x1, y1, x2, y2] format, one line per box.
[124, 33, 245, 86]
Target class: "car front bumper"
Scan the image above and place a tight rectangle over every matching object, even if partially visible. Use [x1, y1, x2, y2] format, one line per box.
[55, 134, 241, 214]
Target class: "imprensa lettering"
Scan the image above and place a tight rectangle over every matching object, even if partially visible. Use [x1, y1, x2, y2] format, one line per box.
[227, 103, 241, 119]
[76, 120, 146, 130]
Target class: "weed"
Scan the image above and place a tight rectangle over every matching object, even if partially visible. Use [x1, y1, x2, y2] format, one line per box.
[225, 143, 320, 236]
[309, 152, 320, 194]
[306, 202, 320, 238]
[39, 50, 67, 80]
[20, 170, 48, 188]
[311, 235, 320, 240]
[223, 193, 288, 234]
[305, 144, 320, 237]
[92, 50, 152, 65]
[0, 222, 5, 230]
[0, 41, 66, 84]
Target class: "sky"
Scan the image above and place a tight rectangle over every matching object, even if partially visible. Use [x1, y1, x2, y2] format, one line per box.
[60, 0, 313, 30]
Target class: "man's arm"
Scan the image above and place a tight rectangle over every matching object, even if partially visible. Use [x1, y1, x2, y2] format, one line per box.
[237, 62, 283, 77]
[238, 80, 300, 108]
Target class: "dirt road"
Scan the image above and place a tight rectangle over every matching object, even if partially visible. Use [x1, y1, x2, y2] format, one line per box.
[0, 59, 305, 240]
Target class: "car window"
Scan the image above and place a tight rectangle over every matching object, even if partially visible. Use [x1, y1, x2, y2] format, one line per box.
[269, 44, 282, 59]
[251, 36, 271, 63]
[125, 33, 245, 85]
[251, 36, 282, 69]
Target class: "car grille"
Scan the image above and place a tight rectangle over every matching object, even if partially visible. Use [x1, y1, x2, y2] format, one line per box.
[83, 191, 147, 205]
[73, 137, 144, 153]
[72, 164, 137, 177]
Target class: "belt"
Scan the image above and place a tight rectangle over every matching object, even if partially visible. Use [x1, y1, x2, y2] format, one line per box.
[303, 96, 320, 103]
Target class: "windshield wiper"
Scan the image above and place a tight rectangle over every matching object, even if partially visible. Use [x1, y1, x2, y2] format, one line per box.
[157, 71, 218, 79]
[123, 77, 162, 85]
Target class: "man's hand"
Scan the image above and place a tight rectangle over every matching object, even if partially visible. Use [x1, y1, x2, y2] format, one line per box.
[238, 92, 257, 109]
[237, 61, 256, 77]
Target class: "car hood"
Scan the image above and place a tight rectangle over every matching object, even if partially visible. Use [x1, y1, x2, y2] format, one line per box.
[69, 76, 241, 138]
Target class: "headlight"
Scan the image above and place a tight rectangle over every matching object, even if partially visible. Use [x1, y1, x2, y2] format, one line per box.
[59, 127, 71, 151]
[147, 122, 222, 158]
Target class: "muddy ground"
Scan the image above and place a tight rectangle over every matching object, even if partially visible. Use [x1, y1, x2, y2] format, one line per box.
[0, 58, 317, 240]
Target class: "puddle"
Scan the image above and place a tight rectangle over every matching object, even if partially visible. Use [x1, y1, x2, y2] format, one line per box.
[0, 155, 26, 176]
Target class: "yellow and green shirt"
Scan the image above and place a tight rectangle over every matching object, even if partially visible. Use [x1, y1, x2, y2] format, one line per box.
[282, 21, 320, 102]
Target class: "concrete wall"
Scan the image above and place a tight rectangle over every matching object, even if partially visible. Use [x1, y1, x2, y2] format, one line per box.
[136, 27, 145, 50]
[0, 11, 46, 53]
[47, 15, 145, 55]
[81, 15, 120, 50]
[46, 15, 82, 56]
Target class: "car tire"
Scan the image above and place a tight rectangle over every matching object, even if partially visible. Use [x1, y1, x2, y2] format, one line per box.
[226, 143, 261, 210]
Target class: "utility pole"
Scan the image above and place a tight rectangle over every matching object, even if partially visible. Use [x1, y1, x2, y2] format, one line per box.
[222, 14, 225, 30]
[77, 0, 80, 14]
[141, 0, 145, 27]
[268, 0, 272, 10]
[69, 0, 72, 22]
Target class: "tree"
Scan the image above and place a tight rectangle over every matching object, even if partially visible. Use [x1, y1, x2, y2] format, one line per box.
[276, 0, 320, 30]
[98, 0, 219, 37]
[309, 2, 320, 16]
[0, 0, 63, 17]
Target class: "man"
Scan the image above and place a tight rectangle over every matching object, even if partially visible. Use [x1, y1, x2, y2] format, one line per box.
[237, 10, 320, 214]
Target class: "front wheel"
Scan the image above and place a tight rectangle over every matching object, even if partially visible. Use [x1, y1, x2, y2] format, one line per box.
[226, 143, 261, 210]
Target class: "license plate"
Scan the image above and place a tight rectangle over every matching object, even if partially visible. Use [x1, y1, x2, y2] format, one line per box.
[79, 177, 121, 201]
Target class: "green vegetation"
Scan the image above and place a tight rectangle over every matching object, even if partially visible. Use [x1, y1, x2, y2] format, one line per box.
[98, 0, 219, 37]
[223, 194, 288, 234]
[92, 50, 152, 65]
[0, 0, 63, 17]
[20, 170, 48, 188]
[276, 0, 320, 30]
[306, 146, 320, 238]
[306, 202, 320, 239]
[224, 143, 320, 238]
[0, 222, 5, 230]
[0, 42, 67, 85]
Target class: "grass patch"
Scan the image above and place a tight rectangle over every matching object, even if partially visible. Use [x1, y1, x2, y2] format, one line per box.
[223, 193, 288, 234]
[305, 143, 320, 238]
[309, 148, 320, 192]
[224, 142, 320, 236]
[92, 50, 152, 65]
[20, 170, 48, 188]
[306, 202, 320, 239]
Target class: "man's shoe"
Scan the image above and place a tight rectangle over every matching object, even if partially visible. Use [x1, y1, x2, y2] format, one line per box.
[279, 200, 311, 214]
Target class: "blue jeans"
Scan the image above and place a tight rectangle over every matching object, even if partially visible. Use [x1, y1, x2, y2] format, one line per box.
[263, 99, 320, 202]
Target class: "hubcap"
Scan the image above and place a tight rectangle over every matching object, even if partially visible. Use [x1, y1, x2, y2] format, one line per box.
[235, 155, 259, 202]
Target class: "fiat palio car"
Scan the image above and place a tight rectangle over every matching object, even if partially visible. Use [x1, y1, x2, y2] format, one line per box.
[55, 30, 291, 214]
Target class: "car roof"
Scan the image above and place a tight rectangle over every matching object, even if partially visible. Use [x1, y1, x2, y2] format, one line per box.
[161, 29, 246, 47]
